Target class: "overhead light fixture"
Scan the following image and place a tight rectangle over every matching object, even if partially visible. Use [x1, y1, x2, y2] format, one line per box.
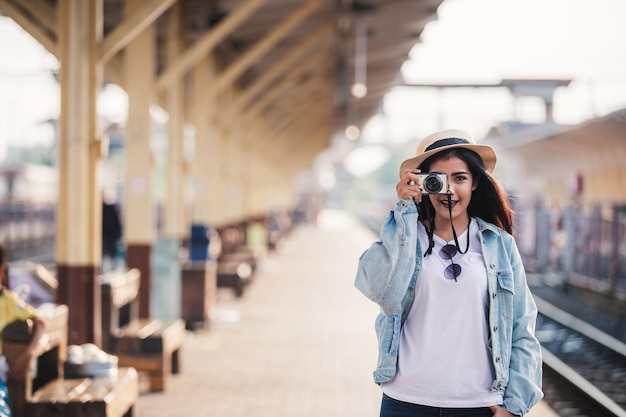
[345, 124, 360, 140]
[351, 82, 367, 99]
[351, 18, 367, 99]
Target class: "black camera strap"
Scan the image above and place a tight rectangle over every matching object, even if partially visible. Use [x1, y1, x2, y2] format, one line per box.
[420, 193, 470, 256]
[447, 193, 470, 254]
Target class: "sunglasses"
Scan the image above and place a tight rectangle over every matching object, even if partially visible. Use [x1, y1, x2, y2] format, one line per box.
[439, 244, 462, 281]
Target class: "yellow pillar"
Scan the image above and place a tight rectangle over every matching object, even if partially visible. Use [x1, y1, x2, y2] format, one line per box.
[56, 0, 103, 345]
[216, 90, 236, 226]
[206, 115, 222, 225]
[190, 56, 217, 226]
[124, 0, 155, 318]
[152, 3, 185, 320]
[163, 4, 186, 240]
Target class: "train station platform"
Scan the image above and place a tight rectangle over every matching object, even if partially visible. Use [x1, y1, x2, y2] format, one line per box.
[135, 209, 558, 417]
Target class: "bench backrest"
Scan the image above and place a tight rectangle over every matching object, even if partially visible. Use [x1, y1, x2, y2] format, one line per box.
[99, 269, 140, 351]
[2, 304, 68, 417]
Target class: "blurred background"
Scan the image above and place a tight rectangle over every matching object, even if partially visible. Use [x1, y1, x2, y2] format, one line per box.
[2, 0, 625, 208]
[1, 0, 625, 352]
[1, 0, 625, 344]
[0, 0, 625, 415]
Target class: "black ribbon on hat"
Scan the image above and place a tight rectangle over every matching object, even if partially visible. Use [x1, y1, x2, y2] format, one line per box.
[425, 137, 470, 152]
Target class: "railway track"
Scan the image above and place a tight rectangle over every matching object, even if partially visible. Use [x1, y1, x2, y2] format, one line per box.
[535, 297, 626, 417]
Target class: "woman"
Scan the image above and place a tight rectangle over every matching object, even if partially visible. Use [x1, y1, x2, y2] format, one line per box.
[355, 129, 542, 417]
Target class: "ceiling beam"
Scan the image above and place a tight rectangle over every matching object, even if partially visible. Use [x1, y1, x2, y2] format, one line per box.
[263, 76, 327, 124]
[211, 0, 326, 94]
[253, 94, 323, 149]
[0, 0, 129, 88]
[103, 55, 125, 87]
[281, 96, 332, 141]
[0, 0, 57, 55]
[274, 126, 331, 172]
[243, 47, 331, 122]
[233, 21, 333, 114]
[99, 0, 176, 64]
[263, 93, 331, 151]
[156, 0, 268, 91]
[14, 0, 56, 34]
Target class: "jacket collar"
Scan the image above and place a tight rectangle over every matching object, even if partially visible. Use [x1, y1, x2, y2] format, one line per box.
[475, 217, 502, 236]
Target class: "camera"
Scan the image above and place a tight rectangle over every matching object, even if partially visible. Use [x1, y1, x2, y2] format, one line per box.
[416, 172, 449, 194]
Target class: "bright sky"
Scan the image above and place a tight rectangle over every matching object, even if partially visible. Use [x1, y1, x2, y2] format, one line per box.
[0, 17, 59, 160]
[0, 16, 126, 161]
[343, 0, 626, 176]
[1, 0, 626, 166]
[357, 0, 626, 146]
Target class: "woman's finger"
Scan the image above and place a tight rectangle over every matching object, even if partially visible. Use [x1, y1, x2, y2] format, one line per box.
[396, 178, 422, 202]
[400, 169, 420, 184]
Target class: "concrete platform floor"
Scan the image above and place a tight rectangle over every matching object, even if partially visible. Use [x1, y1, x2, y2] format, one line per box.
[136, 210, 558, 417]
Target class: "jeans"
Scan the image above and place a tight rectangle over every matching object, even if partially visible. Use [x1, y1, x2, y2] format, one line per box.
[380, 394, 493, 417]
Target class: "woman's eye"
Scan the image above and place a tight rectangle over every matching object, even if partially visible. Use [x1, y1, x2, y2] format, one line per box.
[454, 175, 468, 182]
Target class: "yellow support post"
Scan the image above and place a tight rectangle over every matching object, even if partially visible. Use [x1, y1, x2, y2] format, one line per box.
[56, 0, 103, 346]
[124, 0, 156, 319]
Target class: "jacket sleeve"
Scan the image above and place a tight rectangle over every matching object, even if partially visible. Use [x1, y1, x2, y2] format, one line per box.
[503, 239, 544, 416]
[354, 199, 419, 315]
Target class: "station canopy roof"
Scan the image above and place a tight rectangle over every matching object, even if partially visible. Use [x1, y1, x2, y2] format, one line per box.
[1, 0, 445, 172]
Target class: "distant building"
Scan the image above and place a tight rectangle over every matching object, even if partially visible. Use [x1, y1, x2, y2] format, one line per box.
[0, 163, 57, 203]
[486, 108, 626, 211]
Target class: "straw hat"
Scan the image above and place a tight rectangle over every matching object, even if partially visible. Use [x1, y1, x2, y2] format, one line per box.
[399, 129, 497, 176]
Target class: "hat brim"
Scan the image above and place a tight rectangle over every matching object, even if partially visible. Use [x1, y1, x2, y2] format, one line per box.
[399, 143, 497, 177]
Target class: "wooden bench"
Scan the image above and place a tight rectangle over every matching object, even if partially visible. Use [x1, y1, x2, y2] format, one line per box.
[26, 367, 138, 417]
[100, 269, 185, 392]
[216, 260, 253, 297]
[220, 245, 258, 272]
[181, 260, 217, 330]
[217, 246, 257, 297]
[2, 303, 68, 417]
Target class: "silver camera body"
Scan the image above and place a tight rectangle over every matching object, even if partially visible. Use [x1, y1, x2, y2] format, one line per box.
[416, 172, 449, 194]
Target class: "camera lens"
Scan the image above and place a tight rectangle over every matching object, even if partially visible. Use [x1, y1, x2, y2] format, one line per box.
[424, 174, 443, 193]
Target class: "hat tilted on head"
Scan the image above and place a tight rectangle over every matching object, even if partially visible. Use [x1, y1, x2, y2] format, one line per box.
[399, 129, 497, 177]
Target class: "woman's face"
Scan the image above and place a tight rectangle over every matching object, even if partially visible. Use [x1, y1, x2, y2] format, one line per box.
[427, 155, 476, 225]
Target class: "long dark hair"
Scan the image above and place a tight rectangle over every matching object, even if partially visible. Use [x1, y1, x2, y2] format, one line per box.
[417, 148, 513, 234]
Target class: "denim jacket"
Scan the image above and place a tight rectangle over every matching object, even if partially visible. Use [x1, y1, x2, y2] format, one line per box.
[355, 199, 543, 416]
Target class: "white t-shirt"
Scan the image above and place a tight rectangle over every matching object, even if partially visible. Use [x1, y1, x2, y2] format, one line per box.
[382, 219, 503, 407]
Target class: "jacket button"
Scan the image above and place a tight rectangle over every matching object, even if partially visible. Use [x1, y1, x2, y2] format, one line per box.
[490, 263, 495, 269]
[492, 292, 497, 298]
[496, 357, 501, 362]
[493, 325, 498, 332]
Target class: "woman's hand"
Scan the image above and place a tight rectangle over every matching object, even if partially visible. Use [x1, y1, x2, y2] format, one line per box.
[490, 405, 519, 417]
[396, 169, 423, 202]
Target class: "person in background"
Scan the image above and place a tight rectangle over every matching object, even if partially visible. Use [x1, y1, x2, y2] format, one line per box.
[0, 244, 46, 416]
[355, 129, 542, 417]
[102, 199, 123, 272]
